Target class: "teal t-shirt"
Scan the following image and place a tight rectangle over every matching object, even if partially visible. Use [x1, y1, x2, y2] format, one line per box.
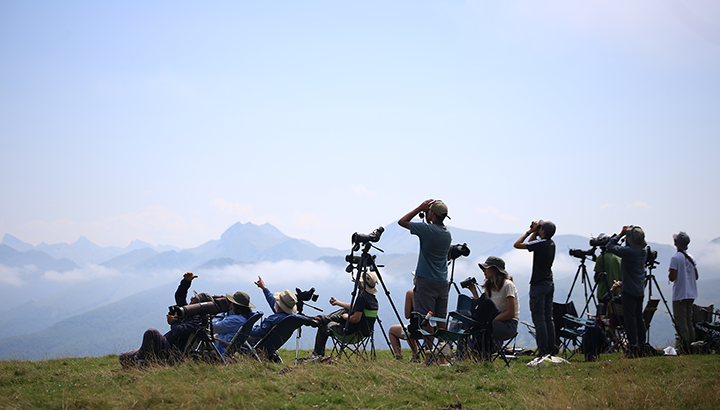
[409, 222, 452, 282]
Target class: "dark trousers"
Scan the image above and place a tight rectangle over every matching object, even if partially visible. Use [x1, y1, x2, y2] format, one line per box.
[623, 293, 646, 347]
[119, 328, 172, 368]
[313, 309, 348, 356]
[530, 282, 556, 355]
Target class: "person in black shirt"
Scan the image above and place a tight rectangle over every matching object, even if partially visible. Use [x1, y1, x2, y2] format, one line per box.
[514, 220, 557, 356]
[309, 271, 380, 358]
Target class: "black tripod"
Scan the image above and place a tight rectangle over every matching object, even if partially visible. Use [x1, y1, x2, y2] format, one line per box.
[566, 249, 598, 318]
[447, 243, 471, 296]
[184, 316, 226, 364]
[643, 249, 681, 347]
[337, 227, 404, 358]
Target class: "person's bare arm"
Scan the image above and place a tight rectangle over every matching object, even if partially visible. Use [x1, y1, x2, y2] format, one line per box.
[404, 290, 413, 319]
[514, 221, 538, 250]
[494, 296, 516, 322]
[398, 199, 434, 229]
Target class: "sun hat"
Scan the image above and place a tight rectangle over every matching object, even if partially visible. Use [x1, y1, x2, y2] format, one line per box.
[673, 232, 690, 251]
[478, 256, 509, 276]
[625, 225, 647, 249]
[193, 291, 213, 303]
[430, 200, 450, 220]
[358, 271, 379, 294]
[226, 291, 256, 308]
[273, 289, 298, 314]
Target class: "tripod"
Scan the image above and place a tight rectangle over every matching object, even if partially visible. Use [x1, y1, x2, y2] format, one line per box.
[184, 316, 226, 364]
[338, 234, 405, 358]
[643, 252, 681, 347]
[565, 252, 598, 318]
[293, 300, 323, 365]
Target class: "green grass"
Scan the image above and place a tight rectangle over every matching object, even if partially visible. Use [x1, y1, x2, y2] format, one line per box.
[1, 350, 718, 409]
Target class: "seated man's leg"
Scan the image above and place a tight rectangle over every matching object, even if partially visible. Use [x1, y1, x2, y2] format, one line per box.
[119, 349, 139, 368]
[138, 328, 171, 363]
[313, 309, 346, 356]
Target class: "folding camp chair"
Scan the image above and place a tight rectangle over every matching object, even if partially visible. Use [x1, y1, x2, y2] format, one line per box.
[330, 308, 378, 360]
[446, 311, 494, 362]
[553, 301, 582, 358]
[416, 312, 470, 366]
[492, 331, 519, 366]
[223, 312, 263, 361]
[605, 302, 627, 353]
[244, 314, 315, 363]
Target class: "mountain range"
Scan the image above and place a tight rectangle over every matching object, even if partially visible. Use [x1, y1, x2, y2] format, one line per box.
[1, 222, 718, 360]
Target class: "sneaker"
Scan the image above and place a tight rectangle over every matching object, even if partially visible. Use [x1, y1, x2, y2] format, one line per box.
[302, 353, 323, 362]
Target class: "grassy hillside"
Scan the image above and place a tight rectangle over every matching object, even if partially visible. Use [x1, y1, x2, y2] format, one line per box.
[1, 350, 719, 409]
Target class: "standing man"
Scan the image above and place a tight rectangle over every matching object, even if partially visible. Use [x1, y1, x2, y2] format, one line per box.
[514, 220, 557, 356]
[668, 231, 699, 353]
[398, 199, 452, 336]
[605, 225, 648, 357]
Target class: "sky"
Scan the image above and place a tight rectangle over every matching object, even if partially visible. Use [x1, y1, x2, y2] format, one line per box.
[1, 0, 719, 252]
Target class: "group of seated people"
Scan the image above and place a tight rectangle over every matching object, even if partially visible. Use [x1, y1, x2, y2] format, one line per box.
[388, 255, 520, 362]
[119, 270, 379, 368]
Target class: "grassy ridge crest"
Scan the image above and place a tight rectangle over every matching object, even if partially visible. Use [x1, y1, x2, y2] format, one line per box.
[1, 351, 719, 409]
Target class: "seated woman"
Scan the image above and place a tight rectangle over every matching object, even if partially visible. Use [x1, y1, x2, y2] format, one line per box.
[468, 256, 519, 342]
[213, 290, 256, 356]
[388, 275, 421, 362]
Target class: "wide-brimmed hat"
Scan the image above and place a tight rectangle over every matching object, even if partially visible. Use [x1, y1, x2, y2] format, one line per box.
[625, 225, 647, 249]
[358, 271, 379, 294]
[273, 289, 297, 314]
[673, 232, 690, 251]
[226, 291, 255, 308]
[478, 256, 509, 276]
[193, 291, 213, 303]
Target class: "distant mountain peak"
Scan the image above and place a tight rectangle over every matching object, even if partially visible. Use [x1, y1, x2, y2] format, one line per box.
[1, 234, 35, 252]
[220, 221, 287, 241]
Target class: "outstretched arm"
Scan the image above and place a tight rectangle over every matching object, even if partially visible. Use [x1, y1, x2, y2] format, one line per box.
[399, 199, 434, 229]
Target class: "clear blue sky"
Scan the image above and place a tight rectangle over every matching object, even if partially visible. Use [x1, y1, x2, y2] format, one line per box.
[1, 1, 719, 250]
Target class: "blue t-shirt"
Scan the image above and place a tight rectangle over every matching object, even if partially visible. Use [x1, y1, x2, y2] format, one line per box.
[409, 222, 452, 282]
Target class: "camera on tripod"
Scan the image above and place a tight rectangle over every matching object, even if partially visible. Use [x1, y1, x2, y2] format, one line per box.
[645, 246, 659, 268]
[460, 276, 477, 289]
[351, 226, 384, 251]
[569, 247, 597, 261]
[295, 287, 319, 314]
[168, 295, 231, 319]
[448, 243, 470, 260]
[589, 234, 614, 248]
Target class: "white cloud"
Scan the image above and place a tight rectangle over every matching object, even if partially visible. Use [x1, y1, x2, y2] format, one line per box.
[0, 264, 33, 286]
[474, 206, 520, 222]
[43, 265, 121, 282]
[626, 201, 653, 210]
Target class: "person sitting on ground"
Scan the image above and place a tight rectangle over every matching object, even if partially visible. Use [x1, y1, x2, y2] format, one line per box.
[119, 271, 211, 368]
[309, 270, 380, 359]
[468, 256, 519, 342]
[212, 290, 256, 356]
[248, 276, 298, 342]
[388, 275, 421, 362]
